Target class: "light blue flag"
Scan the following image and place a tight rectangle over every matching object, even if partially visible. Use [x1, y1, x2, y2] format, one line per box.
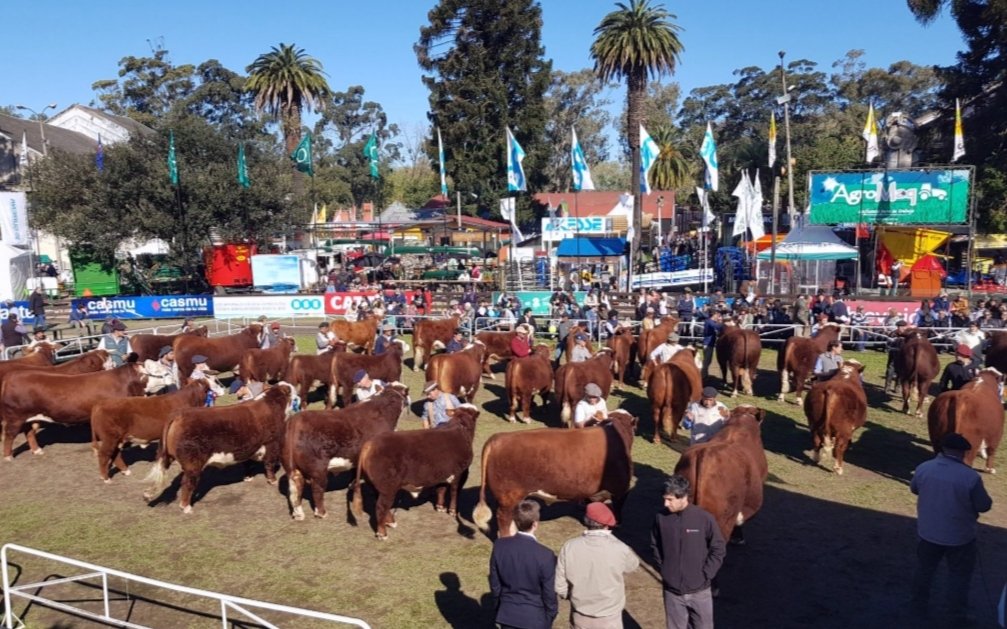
[639, 124, 660, 195]
[437, 127, 448, 196]
[506, 127, 527, 192]
[699, 122, 719, 191]
[571, 128, 595, 191]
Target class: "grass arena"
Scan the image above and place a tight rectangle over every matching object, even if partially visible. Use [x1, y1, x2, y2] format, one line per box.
[1, 322, 1005, 629]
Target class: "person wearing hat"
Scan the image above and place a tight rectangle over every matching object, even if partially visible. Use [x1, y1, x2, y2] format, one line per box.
[353, 369, 385, 402]
[910, 433, 993, 624]
[884, 320, 910, 393]
[701, 311, 724, 380]
[187, 354, 225, 398]
[553, 312, 574, 367]
[520, 307, 538, 333]
[955, 319, 986, 363]
[641, 307, 657, 332]
[792, 293, 810, 338]
[649, 332, 684, 365]
[555, 501, 639, 628]
[98, 320, 132, 367]
[683, 387, 729, 445]
[938, 345, 978, 393]
[445, 329, 466, 354]
[1, 312, 28, 349]
[573, 383, 608, 428]
[374, 323, 398, 356]
[26, 327, 49, 349]
[143, 346, 178, 394]
[316, 322, 340, 355]
[260, 321, 282, 349]
[511, 324, 533, 359]
[813, 340, 844, 381]
[652, 474, 726, 629]
[488, 500, 558, 629]
[422, 381, 459, 429]
[810, 311, 832, 338]
[570, 334, 593, 364]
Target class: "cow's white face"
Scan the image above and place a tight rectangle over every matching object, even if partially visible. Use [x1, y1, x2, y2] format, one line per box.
[102, 356, 115, 370]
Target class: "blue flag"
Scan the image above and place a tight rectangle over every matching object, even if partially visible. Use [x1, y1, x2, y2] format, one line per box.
[437, 127, 448, 196]
[506, 127, 526, 192]
[699, 122, 719, 191]
[571, 128, 595, 191]
[639, 124, 660, 195]
[96, 134, 104, 172]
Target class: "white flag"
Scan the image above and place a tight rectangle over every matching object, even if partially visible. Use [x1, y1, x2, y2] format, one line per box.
[732, 174, 752, 238]
[437, 127, 448, 196]
[699, 123, 719, 192]
[863, 104, 879, 163]
[697, 187, 715, 229]
[500, 197, 523, 243]
[748, 170, 766, 240]
[19, 132, 28, 170]
[952, 98, 965, 162]
[639, 124, 660, 195]
[571, 128, 595, 191]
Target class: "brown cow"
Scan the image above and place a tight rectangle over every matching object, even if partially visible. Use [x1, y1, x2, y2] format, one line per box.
[90, 380, 211, 482]
[330, 316, 379, 353]
[475, 330, 518, 378]
[1, 361, 146, 459]
[412, 315, 460, 371]
[927, 368, 1005, 473]
[505, 344, 553, 424]
[238, 337, 296, 383]
[638, 316, 680, 368]
[674, 405, 768, 541]
[473, 409, 638, 536]
[173, 324, 263, 382]
[647, 348, 703, 443]
[716, 325, 762, 397]
[555, 349, 614, 426]
[894, 329, 940, 417]
[606, 328, 636, 390]
[776, 323, 842, 404]
[287, 350, 342, 409]
[0, 343, 58, 370]
[143, 383, 300, 513]
[424, 342, 486, 403]
[351, 404, 480, 540]
[283, 383, 411, 520]
[329, 340, 405, 407]
[130, 327, 208, 362]
[984, 331, 1007, 371]
[803, 360, 867, 474]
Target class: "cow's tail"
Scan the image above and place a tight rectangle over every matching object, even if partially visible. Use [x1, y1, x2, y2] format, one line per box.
[413, 333, 424, 371]
[778, 339, 794, 398]
[350, 440, 371, 520]
[473, 440, 493, 531]
[142, 419, 175, 500]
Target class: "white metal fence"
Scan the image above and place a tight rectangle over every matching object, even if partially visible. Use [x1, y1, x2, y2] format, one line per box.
[1, 543, 370, 628]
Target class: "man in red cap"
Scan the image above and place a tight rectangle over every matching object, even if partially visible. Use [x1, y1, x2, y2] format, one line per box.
[938, 344, 977, 393]
[555, 502, 638, 628]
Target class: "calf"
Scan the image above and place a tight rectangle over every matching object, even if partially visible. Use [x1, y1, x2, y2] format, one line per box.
[287, 350, 341, 409]
[412, 315, 460, 371]
[928, 368, 1004, 473]
[90, 380, 211, 482]
[329, 341, 404, 407]
[716, 326, 762, 397]
[674, 405, 768, 541]
[505, 344, 553, 424]
[475, 330, 518, 378]
[894, 329, 940, 417]
[330, 316, 379, 353]
[555, 349, 614, 426]
[143, 383, 300, 513]
[238, 337, 296, 383]
[131, 327, 208, 362]
[424, 342, 486, 403]
[173, 324, 262, 382]
[606, 328, 636, 389]
[647, 348, 703, 443]
[1, 361, 146, 460]
[803, 360, 867, 474]
[351, 405, 480, 540]
[473, 409, 638, 536]
[283, 383, 411, 520]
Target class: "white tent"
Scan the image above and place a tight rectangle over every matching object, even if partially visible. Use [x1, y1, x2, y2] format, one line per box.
[756, 225, 858, 293]
[0, 244, 31, 301]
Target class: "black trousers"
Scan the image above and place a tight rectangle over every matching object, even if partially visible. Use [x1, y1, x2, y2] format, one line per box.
[911, 537, 977, 615]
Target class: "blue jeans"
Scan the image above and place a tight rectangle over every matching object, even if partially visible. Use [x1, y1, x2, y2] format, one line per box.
[33, 314, 46, 329]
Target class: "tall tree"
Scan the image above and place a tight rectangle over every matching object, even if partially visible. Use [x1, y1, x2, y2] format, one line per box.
[416, 0, 552, 223]
[648, 125, 693, 192]
[91, 46, 197, 127]
[245, 44, 332, 156]
[541, 69, 612, 191]
[591, 0, 684, 271]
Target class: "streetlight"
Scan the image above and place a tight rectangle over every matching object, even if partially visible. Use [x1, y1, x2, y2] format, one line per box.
[15, 102, 57, 157]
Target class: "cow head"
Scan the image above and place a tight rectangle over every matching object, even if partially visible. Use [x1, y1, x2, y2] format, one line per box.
[281, 336, 298, 351]
[606, 409, 638, 434]
[446, 403, 480, 432]
[245, 323, 264, 339]
[191, 326, 209, 337]
[839, 359, 866, 376]
[532, 344, 551, 358]
[730, 405, 765, 424]
[29, 342, 59, 364]
[392, 338, 411, 354]
[384, 381, 412, 410]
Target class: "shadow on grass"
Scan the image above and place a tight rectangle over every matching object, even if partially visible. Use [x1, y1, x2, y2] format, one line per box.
[434, 572, 495, 628]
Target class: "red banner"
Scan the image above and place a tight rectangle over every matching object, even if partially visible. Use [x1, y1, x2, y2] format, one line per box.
[324, 290, 418, 316]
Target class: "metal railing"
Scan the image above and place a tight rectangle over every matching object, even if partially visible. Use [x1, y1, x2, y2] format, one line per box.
[1, 543, 370, 628]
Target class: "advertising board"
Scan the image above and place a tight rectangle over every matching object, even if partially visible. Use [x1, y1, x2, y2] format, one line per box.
[541, 217, 612, 243]
[808, 169, 969, 225]
[490, 291, 585, 317]
[631, 269, 715, 290]
[323, 291, 418, 316]
[0, 301, 38, 324]
[251, 255, 302, 294]
[213, 295, 324, 318]
[71, 295, 214, 320]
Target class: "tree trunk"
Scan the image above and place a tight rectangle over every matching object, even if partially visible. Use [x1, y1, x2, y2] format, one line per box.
[627, 71, 646, 291]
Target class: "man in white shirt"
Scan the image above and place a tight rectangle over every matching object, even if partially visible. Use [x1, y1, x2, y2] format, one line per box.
[570, 335, 593, 363]
[352, 369, 385, 402]
[143, 346, 178, 394]
[683, 387, 729, 444]
[573, 383, 608, 427]
[649, 332, 684, 365]
[955, 321, 986, 358]
[316, 322, 339, 354]
[188, 354, 225, 396]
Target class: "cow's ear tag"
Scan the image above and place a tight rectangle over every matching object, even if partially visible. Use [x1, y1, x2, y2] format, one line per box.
[291, 398, 301, 413]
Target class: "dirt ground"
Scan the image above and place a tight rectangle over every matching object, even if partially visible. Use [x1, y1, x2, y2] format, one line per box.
[1, 337, 1005, 628]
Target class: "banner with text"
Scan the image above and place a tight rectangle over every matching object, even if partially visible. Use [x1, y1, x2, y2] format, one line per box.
[213, 295, 323, 318]
[0, 300, 38, 324]
[809, 169, 969, 225]
[631, 269, 715, 290]
[541, 217, 613, 243]
[72, 295, 214, 320]
[324, 291, 417, 316]
[0, 192, 30, 245]
[491, 291, 586, 317]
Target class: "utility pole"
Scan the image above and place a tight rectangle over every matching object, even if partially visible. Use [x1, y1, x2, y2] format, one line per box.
[778, 52, 795, 220]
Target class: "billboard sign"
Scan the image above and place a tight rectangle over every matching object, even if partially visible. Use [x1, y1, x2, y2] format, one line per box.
[323, 291, 418, 316]
[490, 291, 587, 317]
[251, 254, 302, 294]
[0, 192, 30, 245]
[71, 295, 214, 320]
[808, 169, 969, 225]
[213, 295, 324, 318]
[541, 217, 612, 242]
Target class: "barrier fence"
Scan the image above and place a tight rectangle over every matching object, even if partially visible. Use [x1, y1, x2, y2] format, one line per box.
[0, 543, 370, 628]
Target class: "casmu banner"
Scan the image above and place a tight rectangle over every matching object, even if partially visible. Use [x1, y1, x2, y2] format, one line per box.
[809, 169, 969, 225]
[0, 192, 30, 245]
[213, 295, 324, 318]
[72, 295, 214, 319]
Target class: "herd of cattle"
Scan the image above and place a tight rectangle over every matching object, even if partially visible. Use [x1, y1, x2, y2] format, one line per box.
[0, 314, 1002, 544]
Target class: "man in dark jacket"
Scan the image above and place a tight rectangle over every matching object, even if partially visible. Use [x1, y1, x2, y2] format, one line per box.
[701, 312, 724, 380]
[28, 287, 46, 329]
[1, 313, 28, 348]
[489, 500, 558, 629]
[938, 344, 977, 392]
[652, 474, 726, 629]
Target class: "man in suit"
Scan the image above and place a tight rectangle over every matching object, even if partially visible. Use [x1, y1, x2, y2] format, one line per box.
[489, 500, 558, 629]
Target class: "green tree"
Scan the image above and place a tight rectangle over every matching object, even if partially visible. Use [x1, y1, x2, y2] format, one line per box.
[648, 125, 693, 192]
[541, 69, 612, 191]
[91, 46, 197, 127]
[592, 161, 632, 191]
[591, 0, 684, 267]
[416, 0, 552, 223]
[245, 43, 332, 156]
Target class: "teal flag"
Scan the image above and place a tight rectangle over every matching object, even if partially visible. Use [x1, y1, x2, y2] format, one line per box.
[363, 133, 379, 179]
[167, 130, 179, 186]
[291, 134, 314, 176]
[237, 143, 250, 189]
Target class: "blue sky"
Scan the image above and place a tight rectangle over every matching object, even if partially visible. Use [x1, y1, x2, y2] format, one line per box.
[8, 1, 964, 138]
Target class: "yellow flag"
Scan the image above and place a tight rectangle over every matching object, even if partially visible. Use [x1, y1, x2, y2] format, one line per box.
[862, 104, 879, 163]
[953, 98, 965, 162]
[768, 111, 777, 168]
[319, 203, 328, 223]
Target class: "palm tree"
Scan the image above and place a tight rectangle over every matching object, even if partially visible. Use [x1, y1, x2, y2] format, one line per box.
[245, 43, 332, 156]
[591, 0, 684, 273]
[648, 126, 693, 191]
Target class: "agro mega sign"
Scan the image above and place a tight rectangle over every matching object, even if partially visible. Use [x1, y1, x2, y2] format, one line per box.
[808, 169, 969, 225]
